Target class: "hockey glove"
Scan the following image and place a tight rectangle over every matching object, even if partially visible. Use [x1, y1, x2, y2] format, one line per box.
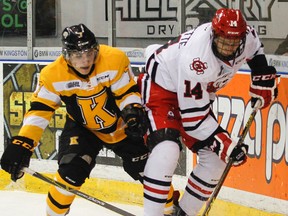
[0, 136, 34, 182]
[121, 103, 148, 140]
[192, 126, 248, 166]
[249, 66, 278, 109]
[211, 131, 248, 166]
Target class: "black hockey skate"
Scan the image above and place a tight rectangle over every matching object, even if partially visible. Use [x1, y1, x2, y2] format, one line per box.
[165, 190, 187, 216]
[171, 204, 188, 216]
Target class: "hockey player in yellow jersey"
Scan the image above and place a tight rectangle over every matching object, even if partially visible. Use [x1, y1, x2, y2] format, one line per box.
[0, 23, 152, 216]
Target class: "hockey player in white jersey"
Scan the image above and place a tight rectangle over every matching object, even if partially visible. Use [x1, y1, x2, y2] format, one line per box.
[138, 8, 278, 216]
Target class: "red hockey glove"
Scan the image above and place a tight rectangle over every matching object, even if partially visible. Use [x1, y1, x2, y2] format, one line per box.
[204, 126, 248, 166]
[249, 66, 278, 109]
[191, 126, 248, 166]
[0, 136, 34, 182]
[212, 132, 248, 166]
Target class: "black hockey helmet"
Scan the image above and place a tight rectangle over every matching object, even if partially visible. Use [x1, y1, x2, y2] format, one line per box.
[62, 24, 99, 57]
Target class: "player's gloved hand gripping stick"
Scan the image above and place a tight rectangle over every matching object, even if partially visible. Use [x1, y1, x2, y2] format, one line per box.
[201, 99, 262, 216]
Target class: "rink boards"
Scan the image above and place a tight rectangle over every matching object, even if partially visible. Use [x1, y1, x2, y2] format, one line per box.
[0, 50, 287, 215]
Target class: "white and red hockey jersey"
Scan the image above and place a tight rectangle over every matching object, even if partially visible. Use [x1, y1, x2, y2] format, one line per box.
[143, 23, 264, 141]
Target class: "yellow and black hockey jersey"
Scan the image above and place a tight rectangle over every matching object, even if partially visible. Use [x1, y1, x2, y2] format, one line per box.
[18, 45, 141, 146]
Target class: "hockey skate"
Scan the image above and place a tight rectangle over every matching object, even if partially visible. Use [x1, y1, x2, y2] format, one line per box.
[171, 204, 187, 216]
[164, 190, 187, 216]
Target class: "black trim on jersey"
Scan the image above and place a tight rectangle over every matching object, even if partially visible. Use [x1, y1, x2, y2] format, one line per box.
[180, 103, 211, 114]
[47, 192, 71, 209]
[29, 101, 55, 112]
[146, 53, 159, 82]
[181, 103, 211, 132]
[61, 91, 120, 134]
[113, 84, 140, 100]
[146, 53, 155, 72]
[183, 112, 209, 132]
[142, 73, 149, 105]
[143, 176, 171, 187]
[61, 94, 88, 123]
[151, 61, 159, 82]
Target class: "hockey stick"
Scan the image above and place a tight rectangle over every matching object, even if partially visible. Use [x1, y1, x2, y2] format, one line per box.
[22, 167, 136, 216]
[201, 100, 261, 216]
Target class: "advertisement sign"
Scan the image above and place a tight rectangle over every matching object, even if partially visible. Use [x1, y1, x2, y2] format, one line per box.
[89, 0, 288, 38]
[0, 47, 28, 60]
[1, 1, 287, 39]
[33, 47, 62, 61]
[57, 0, 288, 39]
[207, 73, 288, 201]
[0, 0, 56, 36]
[0, 0, 27, 36]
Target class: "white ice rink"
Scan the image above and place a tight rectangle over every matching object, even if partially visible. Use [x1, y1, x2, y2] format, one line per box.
[0, 190, 143, 216]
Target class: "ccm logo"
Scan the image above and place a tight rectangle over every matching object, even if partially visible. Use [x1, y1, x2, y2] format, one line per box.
[252, 74, 276, 81]
[12, 139, 34, 150]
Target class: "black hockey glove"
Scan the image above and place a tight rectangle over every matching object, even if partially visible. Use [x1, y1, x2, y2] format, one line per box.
[229, 144, 249, 166]
[0, 136, 34, 182]
[121, 103, 148, 140]
[250, 66, 278, 109]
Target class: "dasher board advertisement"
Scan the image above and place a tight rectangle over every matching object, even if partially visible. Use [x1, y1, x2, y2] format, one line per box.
[69, 0, 288, 38]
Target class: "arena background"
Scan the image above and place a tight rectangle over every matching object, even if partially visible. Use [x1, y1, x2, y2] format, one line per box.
[0, 1, 287, 215]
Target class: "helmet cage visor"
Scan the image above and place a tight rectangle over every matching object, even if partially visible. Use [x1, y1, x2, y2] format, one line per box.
[63, 44, 99, 60]
[212, 33, 246, 61]
[211, 8, 247, 61]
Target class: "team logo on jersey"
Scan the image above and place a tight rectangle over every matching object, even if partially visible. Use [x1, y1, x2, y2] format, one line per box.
[66, 81, 81, 88]
[96, 74, 109, 82]
[189, 58, 207, 75]
[69, 136, 79, 145]
[207, 73, 232, 93]
[167, 110, 175, 120]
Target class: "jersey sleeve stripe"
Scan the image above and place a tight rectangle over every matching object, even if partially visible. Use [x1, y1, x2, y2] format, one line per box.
[111, 70, 131, 91]
[180, 103, 211, 114]
[182, 114, 207, 122]
[22, 115, 50, 129]
[19, 125, 45, 144]
[184, 114, 219, 140]
[183, 112, 209, 131]
[119, 94, 141, 111]
[37, 85, 62, 105]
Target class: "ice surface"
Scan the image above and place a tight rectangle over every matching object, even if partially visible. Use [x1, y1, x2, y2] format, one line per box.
[0, 190, 143, 216]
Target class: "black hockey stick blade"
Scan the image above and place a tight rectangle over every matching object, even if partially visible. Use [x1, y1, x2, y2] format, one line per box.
[22, 167, 136, 216]
[201, 99, 261, 216]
